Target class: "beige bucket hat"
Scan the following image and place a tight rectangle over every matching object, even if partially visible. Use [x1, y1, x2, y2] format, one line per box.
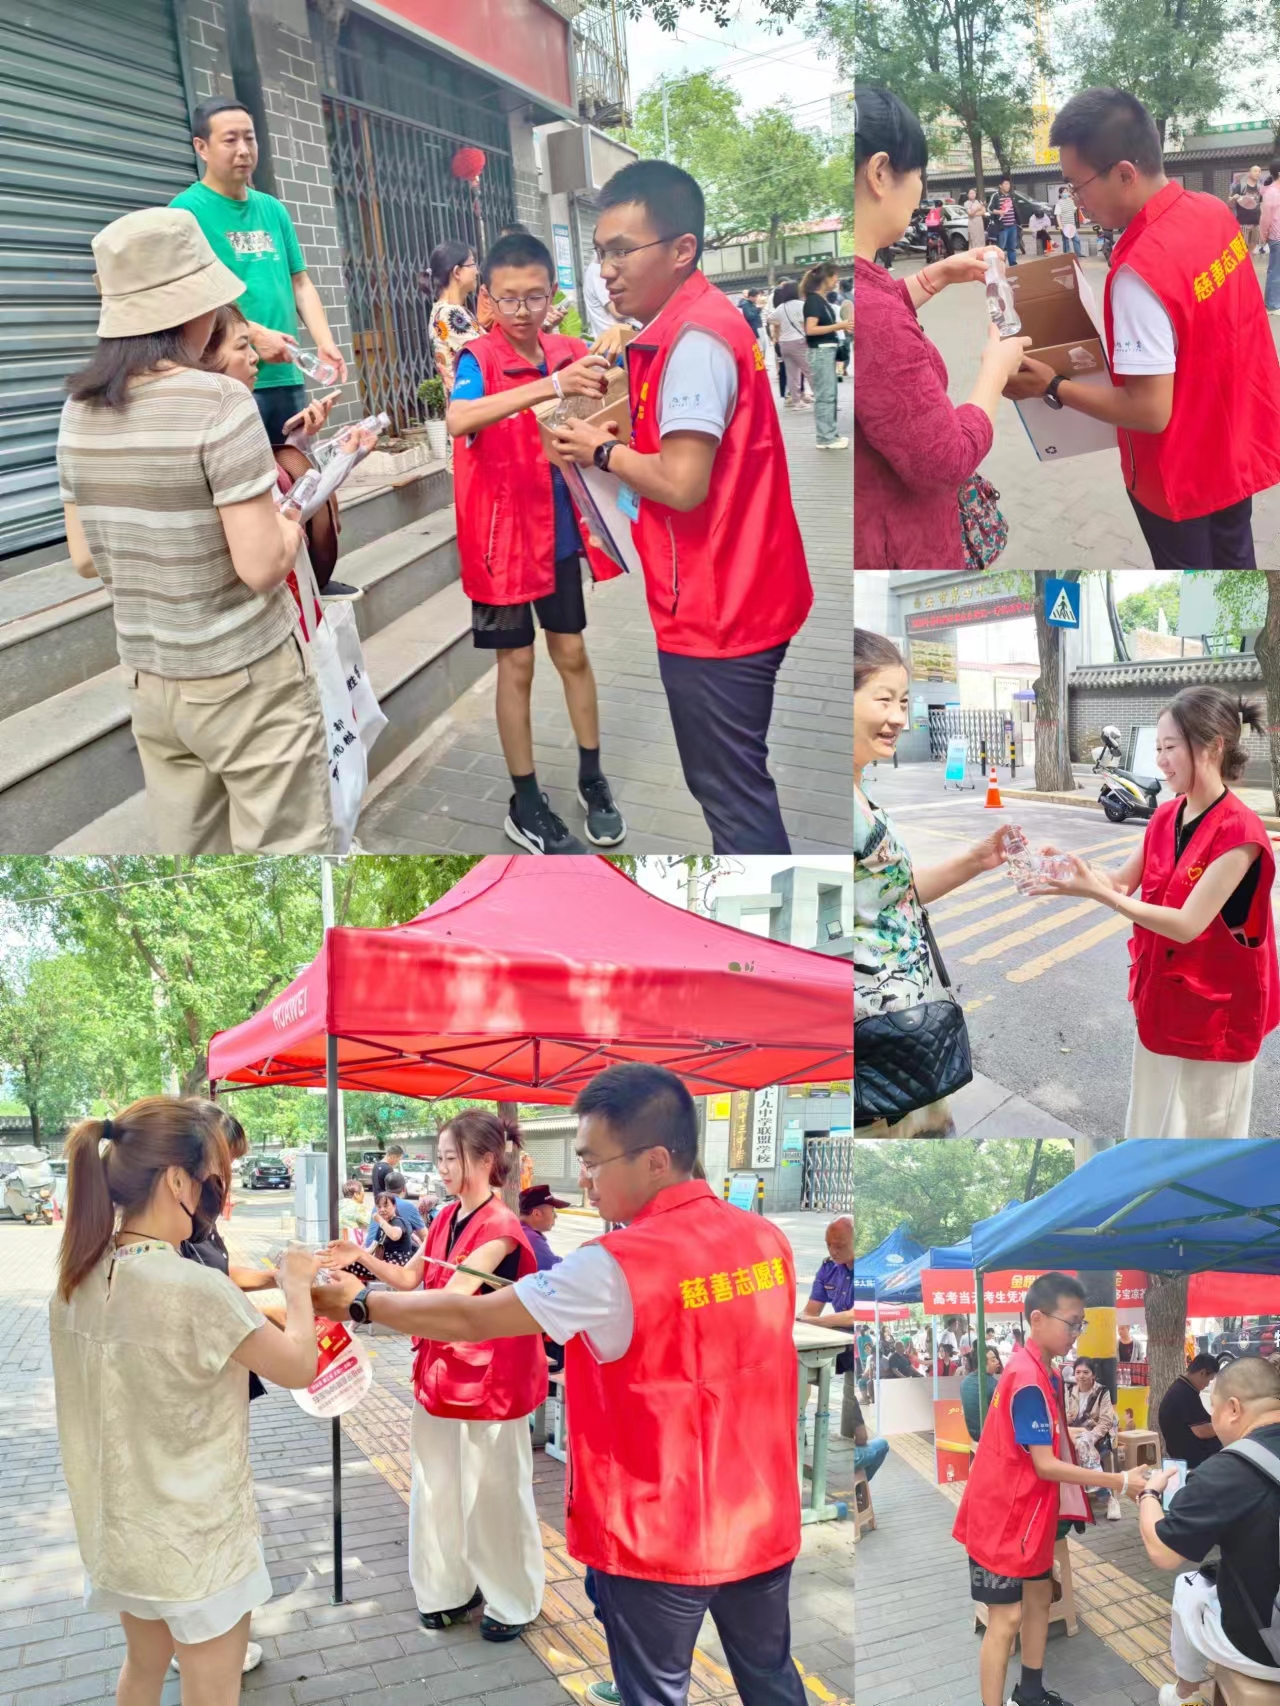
[93, 207, 245, 339]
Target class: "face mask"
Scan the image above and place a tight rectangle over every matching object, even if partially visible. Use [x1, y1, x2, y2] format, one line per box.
[187, 1175, 225, 1243]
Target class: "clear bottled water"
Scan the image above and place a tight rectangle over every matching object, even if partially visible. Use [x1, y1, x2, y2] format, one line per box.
[290, 346, 341, 385]
[1005, 826, 1074, 891]
[984, 251, 1022, 338]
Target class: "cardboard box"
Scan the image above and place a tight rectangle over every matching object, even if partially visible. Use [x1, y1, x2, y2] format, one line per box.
[535, 365, 642, 575]
[1004, 255, 1117, 461]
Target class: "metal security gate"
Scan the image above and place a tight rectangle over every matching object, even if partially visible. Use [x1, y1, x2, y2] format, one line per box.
[801, 1134, 854, 1213]
[322, 25, 516, 430]
[0, 0, 196, 557]
[928, 706, 1012, 764]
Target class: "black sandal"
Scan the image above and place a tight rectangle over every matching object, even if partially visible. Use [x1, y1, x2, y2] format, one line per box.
[480, 1615, 528, 1642]
[419, 1587, 483, 1629]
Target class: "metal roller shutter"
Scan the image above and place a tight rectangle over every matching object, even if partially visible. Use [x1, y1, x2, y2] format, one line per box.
[0, 0, 196, 556]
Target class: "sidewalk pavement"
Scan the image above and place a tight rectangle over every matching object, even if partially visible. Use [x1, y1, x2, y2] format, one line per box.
[855, 1435, 1169, 1706]
[360, 370, 852, 856]
[950, 1069, 1088, 1141]
[0, 1220, 852, 1706]
[901, 249, 1280, 569]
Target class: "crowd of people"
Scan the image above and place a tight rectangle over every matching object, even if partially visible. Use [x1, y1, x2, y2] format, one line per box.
[53, 93, 828, 857]
[854, 82, 1280, 571]
[48, 1061, 840, 1706]
[734, 271, 852, 449]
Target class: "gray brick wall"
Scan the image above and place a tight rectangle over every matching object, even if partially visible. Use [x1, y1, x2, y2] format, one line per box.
[1069, 657, 1271, 781]
[178, 0, 233, 104]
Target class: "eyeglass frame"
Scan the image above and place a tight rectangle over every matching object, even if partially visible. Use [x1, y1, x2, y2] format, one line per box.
[593, 235, 683, 266]
[576, 1144, 656, 1179]
[490, 290, 552, 316]
[1061, 162, 1117, 197]
[1047, 1311, 1087, 1338]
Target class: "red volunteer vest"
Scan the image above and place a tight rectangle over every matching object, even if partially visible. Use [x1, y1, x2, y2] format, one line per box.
[1103, 181, 1280, 520]
[1128, 792, 1279, 1063]
[412, 1194, 547, 1422]
[625, 272, 812, 659]
[452, 327, 623, 604]
[953, 1342, 1091, 1578]
[563, 1179, 801, 1584]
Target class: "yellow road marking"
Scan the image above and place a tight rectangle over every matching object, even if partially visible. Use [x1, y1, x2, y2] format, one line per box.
[960, 899, 1101, 963]
[936, 897, 1056, 947]
[962, 995, 995, 1014]
[1005, 912, 1131, 982]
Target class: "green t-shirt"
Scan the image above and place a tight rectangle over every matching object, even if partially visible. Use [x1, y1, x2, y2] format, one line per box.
[171, 181, 305, 389]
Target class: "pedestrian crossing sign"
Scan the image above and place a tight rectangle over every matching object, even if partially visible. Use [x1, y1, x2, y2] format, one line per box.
[1045, 578, 1080, 628]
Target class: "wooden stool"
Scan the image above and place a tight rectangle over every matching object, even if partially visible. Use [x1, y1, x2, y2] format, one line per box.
[1213, 1671, 1280, 1705]
[853, 1468, 876, 1538]
[974, 1540, 1077, 1639]
[1116, 1428, 1159, 1471]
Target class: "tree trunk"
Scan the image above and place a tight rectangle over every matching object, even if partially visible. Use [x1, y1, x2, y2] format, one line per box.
[768, 214, 781, 290]
[1251, 572, 1280, 816]
[1145, 1272, 1189, 1453]
[25, 1097, 40, 1148]
[1032, 570, 1081, 791]
[1023, 1138, 1044, 1199]
[969, 129, 986, 200]
[496, 1100, 521, 1214]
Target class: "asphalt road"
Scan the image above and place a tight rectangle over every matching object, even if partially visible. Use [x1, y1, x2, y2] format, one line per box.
[860, 758, 1280, 1139]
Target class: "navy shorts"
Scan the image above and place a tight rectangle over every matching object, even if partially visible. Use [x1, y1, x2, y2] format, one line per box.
[472, 553, 586, 650]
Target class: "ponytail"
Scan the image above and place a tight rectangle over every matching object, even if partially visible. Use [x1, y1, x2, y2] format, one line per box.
[440, 1107, 521, 1188]
[1165, 685, 1264, 784]
[59, 1118, 118, 1304]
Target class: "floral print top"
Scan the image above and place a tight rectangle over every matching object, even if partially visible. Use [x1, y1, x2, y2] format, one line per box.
[854, 784, 930, 1021]
[431, 301, 481, 395]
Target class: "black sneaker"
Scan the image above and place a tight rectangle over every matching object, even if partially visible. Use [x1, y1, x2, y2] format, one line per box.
[419, 1587, 482, 1628]
[1009, 1688, 1074, 1706]
[320, 580, 363, 601]
[504, 792, 587, 854]
[479, 1615, 528, 1643]
[577, 776, 627, 846]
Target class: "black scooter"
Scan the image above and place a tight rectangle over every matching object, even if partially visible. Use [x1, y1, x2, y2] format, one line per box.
[1091, 725, 1163, 823]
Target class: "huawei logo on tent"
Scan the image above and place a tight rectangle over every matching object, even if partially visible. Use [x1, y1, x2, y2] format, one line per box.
[272, 988, 308, 1031]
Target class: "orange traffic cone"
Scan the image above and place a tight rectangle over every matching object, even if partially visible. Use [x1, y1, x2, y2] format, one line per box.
[985, 766, 1003, 809]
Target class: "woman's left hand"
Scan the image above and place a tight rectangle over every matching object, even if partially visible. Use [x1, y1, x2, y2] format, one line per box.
[1024, 851, 1109, 900]
[283, 390, 342, 438]
[968, 824, 1013, 872]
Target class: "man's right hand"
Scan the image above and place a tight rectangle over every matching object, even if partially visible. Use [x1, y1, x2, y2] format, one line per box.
[250, 324, 300, 365]
[556, 353, 611, 400]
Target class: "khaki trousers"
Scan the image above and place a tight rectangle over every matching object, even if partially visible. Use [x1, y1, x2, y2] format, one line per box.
[127, 634, 335, 853]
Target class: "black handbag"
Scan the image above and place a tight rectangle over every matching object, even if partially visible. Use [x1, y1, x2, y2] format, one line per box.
[854, 890, 973, 1128]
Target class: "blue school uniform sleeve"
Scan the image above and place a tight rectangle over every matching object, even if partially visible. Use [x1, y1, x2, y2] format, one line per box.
[1011, 1386, 1053, 1446]
[451, 351, 485, 400]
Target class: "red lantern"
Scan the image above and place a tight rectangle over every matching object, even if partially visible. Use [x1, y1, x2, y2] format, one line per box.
[451, 146, 487, 184]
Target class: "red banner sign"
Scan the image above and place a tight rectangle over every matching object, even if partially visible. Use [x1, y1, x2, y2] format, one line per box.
[905, 597, 1035, 633]
[921, 1268, 1078, 1315]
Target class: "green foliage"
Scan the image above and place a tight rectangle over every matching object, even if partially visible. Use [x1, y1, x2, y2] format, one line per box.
[1116, 577, 1181, 635]
[0, 954, 114, 1143]
[1062, 0, 1238, 138]
[416, 377, 447, 418]
[616, 0, 803, 29]
[854, 1138, 1074, 1255]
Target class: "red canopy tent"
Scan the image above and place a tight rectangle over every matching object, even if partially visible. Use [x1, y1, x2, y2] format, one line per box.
[208, 855, 853, 1098]
[207, 855, 852, 1600]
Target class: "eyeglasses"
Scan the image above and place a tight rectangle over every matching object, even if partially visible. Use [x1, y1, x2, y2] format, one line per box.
[1062, 165, 1114, 196]
[493, 292, 550, 315]
[576, 1146, 653, 1179]
[593, 236, 677, 266]
[1050, 1313, 1087, 1338]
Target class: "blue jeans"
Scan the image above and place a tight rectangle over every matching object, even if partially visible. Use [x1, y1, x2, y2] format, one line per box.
[591, 1564, 806, 1706]
[998, 224, 1020, 266]
[855, 1437, 890, 1481]
[1061, 233, 1082, 256]
[1266, 240, 1280, 310]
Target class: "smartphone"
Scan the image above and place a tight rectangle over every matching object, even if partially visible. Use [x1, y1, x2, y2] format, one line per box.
[1162, 1458, 1185, 1511]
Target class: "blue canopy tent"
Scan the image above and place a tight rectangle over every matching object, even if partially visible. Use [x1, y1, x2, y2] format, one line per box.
[968, 1140, 1280, 1412]
[878, 1238, 976, 1306]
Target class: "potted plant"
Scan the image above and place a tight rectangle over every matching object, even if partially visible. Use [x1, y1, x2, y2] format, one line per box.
[417, 376, 448, 461]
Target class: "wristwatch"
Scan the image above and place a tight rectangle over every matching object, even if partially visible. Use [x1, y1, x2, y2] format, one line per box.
[1043, 374, 1067, 411]
[348, 1286, 372, 1326]
[594, 439, 619, 473]
[1139, 1487, 1163, 1501]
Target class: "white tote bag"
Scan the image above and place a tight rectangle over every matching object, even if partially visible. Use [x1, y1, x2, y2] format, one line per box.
[326, 600, 388, 759]
[293, 548, 368, 853]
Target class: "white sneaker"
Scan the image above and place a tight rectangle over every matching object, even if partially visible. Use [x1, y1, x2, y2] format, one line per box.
[1157, 1686, 1209, 1706]
[817, 436, 851, 450]
[1106, 1494, 1123, 1520]
[169, 1641, 263, 1675]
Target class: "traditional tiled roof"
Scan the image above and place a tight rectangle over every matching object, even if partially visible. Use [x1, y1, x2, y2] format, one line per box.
[1070, 655, 1262, 688]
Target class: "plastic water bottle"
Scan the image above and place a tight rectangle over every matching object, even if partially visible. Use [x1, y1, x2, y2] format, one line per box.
[290, 346, 341, 386]
[984, 250, 1022, 338]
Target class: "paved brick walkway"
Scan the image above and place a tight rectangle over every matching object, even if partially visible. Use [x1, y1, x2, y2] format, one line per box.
[854, 1436, 1163, 1706]
[0, 1213, 852, 1706]
[361, 366, 852, 856]
[896, 248, 1280, 569]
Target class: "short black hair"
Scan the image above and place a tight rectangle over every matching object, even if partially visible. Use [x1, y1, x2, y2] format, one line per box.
[573, 1063, 698, 1172]
[194, 96, 254, 142]
[1049, 87, 1163, 177]
[481, 231, 556, 290]
[598, 159, 705, 263]
[1188, 1352, 1222, 1376]
[1073, 1356, 1095, 1376]
[854, 86, 928, 177]
[383, 1169, 406, 1194]
[385, 1143, 404, 1157]
[1023, 1271, 1086, 1318]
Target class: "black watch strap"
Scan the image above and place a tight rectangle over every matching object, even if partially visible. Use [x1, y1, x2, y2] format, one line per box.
[1045, 373, 1067, 407]
[594, 439, 617, 472]
[349, 1286, 372, 1325]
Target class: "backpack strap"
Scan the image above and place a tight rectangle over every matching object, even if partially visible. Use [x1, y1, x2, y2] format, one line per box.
[1224, 1438, 1280, 1487]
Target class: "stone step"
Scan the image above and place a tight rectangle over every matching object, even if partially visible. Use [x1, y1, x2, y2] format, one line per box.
[46, 577, 486, 855]
[0, 505, 472, 851]
[0, 466, 450, 724]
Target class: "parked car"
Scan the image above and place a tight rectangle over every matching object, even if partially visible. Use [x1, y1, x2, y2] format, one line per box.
[984, 187, 1054, 228]
[898, 197, 970, 256]
[352, 1148, 384, 1187]
[246, 1156, 291, 1191]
